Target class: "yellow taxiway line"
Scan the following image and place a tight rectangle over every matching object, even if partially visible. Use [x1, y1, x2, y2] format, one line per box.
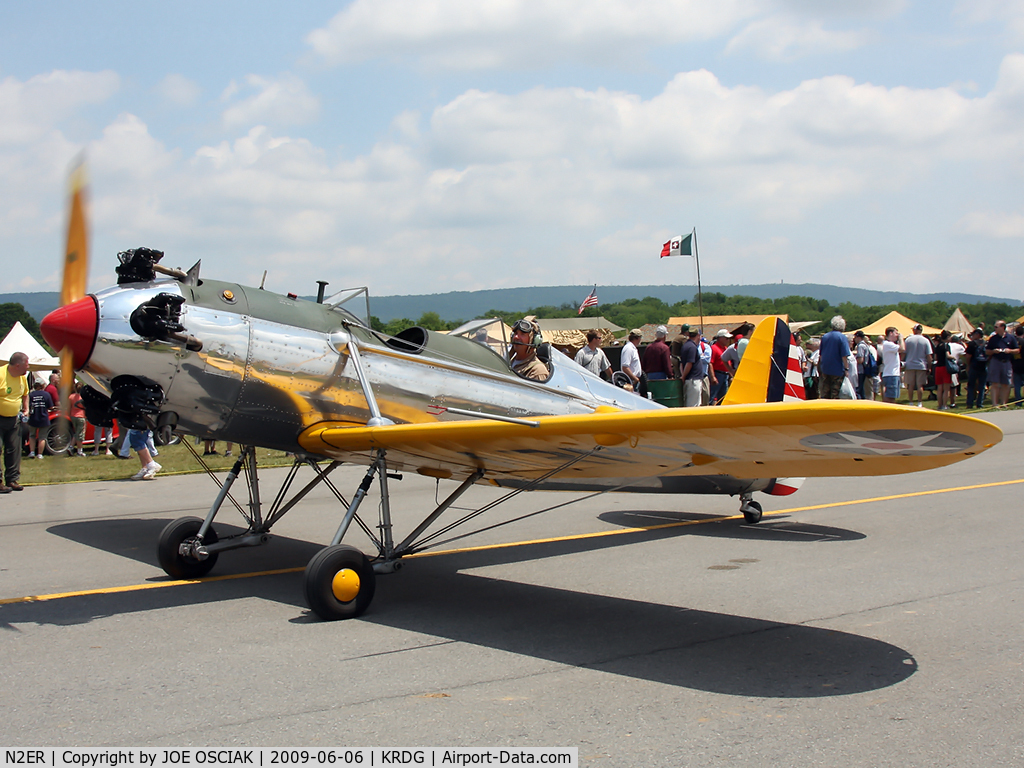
[3, 477, 1022, 607]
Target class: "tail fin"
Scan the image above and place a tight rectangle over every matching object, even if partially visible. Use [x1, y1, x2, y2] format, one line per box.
[722, 317, 806, 405]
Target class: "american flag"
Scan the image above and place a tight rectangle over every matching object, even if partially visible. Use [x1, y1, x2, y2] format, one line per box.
[578, 287, 598, 315]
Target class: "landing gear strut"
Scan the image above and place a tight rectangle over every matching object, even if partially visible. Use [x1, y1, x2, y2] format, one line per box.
[301, 449, 482, 620]
[155, 443, 482, 621]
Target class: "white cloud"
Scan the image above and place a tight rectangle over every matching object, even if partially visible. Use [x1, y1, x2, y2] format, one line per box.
[0, 70, 119, 145]
[956, 210, 1024, 238]
[5, 56, 1024, 297]
[220, 74, 320, 130]
[955, 1, 1024, 43]
[776, 0, 906, 19]
[305, 0, 755, 69]
[426, 69, 983, 206]
[0, 71, 120, 276]
[154, 74, 201, 108]
[726, 17, 869, 60]
[189, 66, 1021, 288]
[305, 0, 912, 69]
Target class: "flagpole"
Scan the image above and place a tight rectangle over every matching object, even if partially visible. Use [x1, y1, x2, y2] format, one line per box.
[692, 228, 704, 335]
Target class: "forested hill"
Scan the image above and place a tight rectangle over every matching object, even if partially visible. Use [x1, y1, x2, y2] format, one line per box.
[365, 284, 1019, 323]
[371, 292, 1024, 338]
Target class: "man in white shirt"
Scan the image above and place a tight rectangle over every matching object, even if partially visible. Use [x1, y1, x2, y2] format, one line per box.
[880, 327, 906, 403]
[620, 329, 646, 398]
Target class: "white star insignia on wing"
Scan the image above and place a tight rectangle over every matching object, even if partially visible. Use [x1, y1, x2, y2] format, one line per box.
[801, 430, 972, 456]
[831, 432, 958, 455]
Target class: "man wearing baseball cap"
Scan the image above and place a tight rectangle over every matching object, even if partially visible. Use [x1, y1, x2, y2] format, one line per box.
[709, 329, 732, 404]
[679, 328, 703, 407]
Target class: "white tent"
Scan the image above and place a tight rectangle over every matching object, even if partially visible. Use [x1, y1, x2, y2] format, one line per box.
[0, 322, 60, 371]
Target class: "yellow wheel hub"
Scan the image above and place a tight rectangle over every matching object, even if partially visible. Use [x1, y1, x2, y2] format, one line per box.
[331, 568, 361, 602]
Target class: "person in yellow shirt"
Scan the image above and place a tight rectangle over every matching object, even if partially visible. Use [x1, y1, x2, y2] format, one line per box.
[0, 352, 30, 492]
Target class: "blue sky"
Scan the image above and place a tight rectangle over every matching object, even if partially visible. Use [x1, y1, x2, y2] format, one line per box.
[2, 1, 1023, 302]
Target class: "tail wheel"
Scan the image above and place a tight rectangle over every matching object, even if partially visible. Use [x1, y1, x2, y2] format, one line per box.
[304, 545, 377, 621]
[157, 516, 219, 579]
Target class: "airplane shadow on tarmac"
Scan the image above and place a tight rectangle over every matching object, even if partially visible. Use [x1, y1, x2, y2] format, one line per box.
[599, 509, 867, 543]
[1, 513, 914, 700]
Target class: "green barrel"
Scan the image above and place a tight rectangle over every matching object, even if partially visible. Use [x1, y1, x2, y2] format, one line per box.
[647, 378, 682, 407]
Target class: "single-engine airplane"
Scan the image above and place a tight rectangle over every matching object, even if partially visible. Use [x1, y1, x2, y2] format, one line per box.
[39, 174, 1003, 621]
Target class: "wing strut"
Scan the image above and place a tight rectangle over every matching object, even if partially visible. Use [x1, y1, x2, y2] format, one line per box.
[411, 455, 705, 554]
[330, 450, 389, 550]
[400, 447, 602, 554]
[328, 449, 486, 568]
[346, 342, 394, 427]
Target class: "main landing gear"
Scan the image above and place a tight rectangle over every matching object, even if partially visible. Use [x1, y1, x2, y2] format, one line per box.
[156, 445, 483, 621]
[156, 441, 770, 620]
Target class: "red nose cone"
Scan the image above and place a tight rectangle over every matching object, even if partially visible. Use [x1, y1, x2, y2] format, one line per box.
[40, 296, 98, 371]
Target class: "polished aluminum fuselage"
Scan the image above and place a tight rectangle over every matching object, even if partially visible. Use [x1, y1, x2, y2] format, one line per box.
[80, 278, 660, 452]
[79, 277, 767, 496]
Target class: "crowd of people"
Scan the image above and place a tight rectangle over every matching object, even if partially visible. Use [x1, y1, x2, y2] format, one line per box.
[803, 316, 1023, 409]
[604, 323, 752, 407]
[0, 355, 166, 492]
[501, 316, 753, 407]
[564, 314, 1024, 411]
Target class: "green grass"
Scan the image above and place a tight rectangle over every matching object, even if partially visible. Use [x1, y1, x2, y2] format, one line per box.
[18, 443, 296, 486]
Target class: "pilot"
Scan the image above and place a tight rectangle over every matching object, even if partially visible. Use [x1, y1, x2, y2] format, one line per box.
[508, 318, 549, 381]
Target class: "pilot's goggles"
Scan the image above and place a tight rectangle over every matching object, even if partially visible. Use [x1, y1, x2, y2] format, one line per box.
[512, 320, 535, 335]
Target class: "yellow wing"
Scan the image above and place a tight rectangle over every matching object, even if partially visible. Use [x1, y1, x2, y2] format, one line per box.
[299, 400, 1002, 482]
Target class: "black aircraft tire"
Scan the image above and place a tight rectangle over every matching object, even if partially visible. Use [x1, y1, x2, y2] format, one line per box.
[304, 545, 376, 621]
[742, 500, 763, 525]
[158, 516, 219, 579]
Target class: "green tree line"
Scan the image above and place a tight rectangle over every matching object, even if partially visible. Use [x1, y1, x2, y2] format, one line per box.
[373, 293, 1024, 337]
[0, 303, 46, 348]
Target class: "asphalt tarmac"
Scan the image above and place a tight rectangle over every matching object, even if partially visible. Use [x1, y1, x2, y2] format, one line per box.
[1, 410, 1022, 766]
